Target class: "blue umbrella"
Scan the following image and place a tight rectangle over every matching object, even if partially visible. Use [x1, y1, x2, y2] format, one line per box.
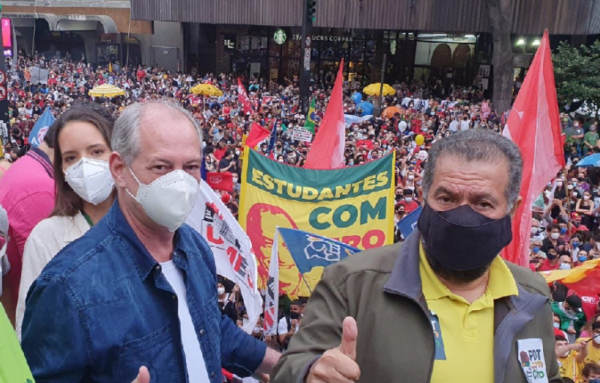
[351, 92, 362, 104]
[576, 153, 600, 167]
[356, 101, 373, 117]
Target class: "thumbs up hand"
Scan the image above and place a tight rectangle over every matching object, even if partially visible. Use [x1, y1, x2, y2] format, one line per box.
[131, 367, 150, 383]
[307, 317, 361, 382]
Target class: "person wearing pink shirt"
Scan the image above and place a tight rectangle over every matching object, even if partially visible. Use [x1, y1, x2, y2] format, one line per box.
[0, 124, 56, 325]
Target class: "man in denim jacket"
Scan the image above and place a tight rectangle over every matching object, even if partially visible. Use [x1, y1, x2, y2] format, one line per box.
[21, 100, 279, 383]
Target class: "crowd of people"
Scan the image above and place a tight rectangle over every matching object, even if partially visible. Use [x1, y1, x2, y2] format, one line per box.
[3, 52, 600, 382]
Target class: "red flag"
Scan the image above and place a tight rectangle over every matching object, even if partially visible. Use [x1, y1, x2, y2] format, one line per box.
[501, 30, 565, 267]
[305, 59, 346, 169]
[237, 78, 252, 115]
[245, 122, 271, 148]
[206, 172, 233, 192]
[541, 259, 600, 300]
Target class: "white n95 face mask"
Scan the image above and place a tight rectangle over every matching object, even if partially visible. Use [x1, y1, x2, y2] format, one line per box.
[127, 169, 199, 232]
[65, 158, 115, 205]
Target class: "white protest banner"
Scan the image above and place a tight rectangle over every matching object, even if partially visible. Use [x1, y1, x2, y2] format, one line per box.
[344, 114, 373, 127]
[30, 67, 49, 85]
[186, 181, 262, 334]
[263, 228, 279, 336]
[292, 126, 313, 142]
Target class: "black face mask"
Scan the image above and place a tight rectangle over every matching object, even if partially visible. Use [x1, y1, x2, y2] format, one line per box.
[547, 252, 558, 261]
[417, 204, 512, 272]
[290, 312, 301, 320]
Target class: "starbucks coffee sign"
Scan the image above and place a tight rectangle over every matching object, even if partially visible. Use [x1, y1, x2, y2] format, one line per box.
[274, 29, 287, 45]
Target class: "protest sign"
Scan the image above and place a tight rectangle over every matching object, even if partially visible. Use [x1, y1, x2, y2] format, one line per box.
[186, 181, 262, 334]
[30, 67, 49, 85]
[263, 229, 279, 336]
[292, 126, 313, 142]
[239, 149, 395, 296]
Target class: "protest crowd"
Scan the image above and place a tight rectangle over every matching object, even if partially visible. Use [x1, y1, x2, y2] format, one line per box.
[3, 48, 600, 383]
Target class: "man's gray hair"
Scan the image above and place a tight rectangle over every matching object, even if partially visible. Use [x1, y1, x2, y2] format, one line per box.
[422, 130, 523, 210]
[111, 100, 203, 165]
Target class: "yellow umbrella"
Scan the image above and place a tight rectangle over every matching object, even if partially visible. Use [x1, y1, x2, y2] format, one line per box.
[191, 84, 224, 97]
[363, 83, 396, 96]
[88, 84, 125, 98]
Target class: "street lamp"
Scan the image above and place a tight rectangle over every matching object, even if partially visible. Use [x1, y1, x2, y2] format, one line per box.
[532, 39, 541, 47]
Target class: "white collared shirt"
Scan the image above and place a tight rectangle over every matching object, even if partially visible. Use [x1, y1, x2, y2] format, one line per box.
[16, 212, 90, 339]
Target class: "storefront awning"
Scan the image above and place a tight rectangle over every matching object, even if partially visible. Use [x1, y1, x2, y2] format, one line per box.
[4, 12, 59, 28]
[4, 13, 118, 34]
[54, 15, 118, 34]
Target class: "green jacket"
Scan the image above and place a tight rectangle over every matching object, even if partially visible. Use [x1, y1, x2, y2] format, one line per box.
[551, 301, 587, 334]
[271, 231, 561, 383]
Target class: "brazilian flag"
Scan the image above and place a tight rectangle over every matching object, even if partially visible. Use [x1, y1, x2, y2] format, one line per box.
[305, 99, 317, 133]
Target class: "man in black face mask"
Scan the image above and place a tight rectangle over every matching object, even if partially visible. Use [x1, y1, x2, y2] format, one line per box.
[271, 129, 561, 383]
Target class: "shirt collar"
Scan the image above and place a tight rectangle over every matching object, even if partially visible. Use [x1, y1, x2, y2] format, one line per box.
[105, 200, 186, 281]
[27, 146, 54, 178]
[419, 241, 519, 301]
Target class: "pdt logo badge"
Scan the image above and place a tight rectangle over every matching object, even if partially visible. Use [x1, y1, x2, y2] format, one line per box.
[517, 338, 548, 383]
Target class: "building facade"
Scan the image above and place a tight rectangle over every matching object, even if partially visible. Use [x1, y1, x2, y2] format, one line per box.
[3, 0, 186, 72]
[134, 0, 600, 87]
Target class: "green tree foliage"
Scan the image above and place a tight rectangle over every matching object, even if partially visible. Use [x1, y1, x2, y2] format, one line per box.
[553, 40, 600, 113]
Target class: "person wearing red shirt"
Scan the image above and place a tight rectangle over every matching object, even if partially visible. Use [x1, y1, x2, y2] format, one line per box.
[539, 248, 561, 271]
[213, 139, 228, 161]
[395, 189, 420, 214]
[570, 213, 589, 236]
[136, 66, 146, 82]
[579, 295, 598, 323]
[410, 116, 421, 132]
[47, 75, 57, 87]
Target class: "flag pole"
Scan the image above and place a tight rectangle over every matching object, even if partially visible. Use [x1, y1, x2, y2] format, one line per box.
[564, 167, 572, 232]
[300, 273, 313, 295]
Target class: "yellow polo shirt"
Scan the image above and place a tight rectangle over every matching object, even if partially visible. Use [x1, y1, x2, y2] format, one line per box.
[557, 353, 583, 383]
[419, 243, 519, 383]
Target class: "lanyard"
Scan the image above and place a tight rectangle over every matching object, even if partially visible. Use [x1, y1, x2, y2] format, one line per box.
[82, 211, 94, 228]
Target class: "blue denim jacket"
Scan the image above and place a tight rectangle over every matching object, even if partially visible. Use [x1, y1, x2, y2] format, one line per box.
[21, 201, 266, 383]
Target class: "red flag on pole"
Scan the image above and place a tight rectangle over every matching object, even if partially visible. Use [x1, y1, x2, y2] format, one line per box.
[304, 59, 346, 169]
[245, 122, 271, 148]
[206, 172, 233, 192]
[501, 30, 565, 267]
[237, 78, 252, 115]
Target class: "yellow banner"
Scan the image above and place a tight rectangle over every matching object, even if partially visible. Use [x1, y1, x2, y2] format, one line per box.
[239, 150, 396, 297]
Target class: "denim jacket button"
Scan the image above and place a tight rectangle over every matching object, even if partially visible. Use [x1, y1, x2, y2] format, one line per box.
[172, 295, 177, 300]
[211, 372, 215, 378]
[155, 265, 161, 271]
[199, 329, 205, 336]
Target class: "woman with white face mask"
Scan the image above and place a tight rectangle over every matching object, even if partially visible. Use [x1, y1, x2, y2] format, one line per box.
[15, 104, 115, 338]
